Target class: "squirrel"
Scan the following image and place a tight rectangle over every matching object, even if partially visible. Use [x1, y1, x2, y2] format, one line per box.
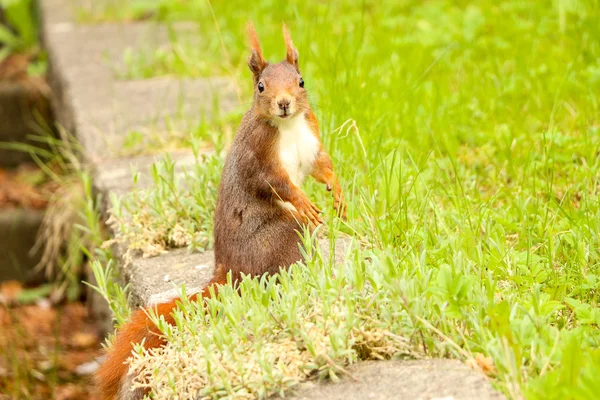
[95, 23, 346, 400]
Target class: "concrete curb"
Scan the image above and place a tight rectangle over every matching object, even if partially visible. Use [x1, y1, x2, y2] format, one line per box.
[282, 360, 503, 400]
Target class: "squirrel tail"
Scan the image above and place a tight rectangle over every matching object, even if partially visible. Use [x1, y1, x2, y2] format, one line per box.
[95, 268, 227, 400]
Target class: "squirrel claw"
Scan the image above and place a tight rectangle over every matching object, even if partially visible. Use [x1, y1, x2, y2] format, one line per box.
[293, 196, 323, 227]
[333, 191, 347, 220]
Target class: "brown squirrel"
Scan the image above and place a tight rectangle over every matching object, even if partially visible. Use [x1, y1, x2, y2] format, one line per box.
[96, 23, 345, 400]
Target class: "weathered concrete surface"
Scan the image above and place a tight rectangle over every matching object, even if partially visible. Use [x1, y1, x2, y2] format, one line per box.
[0, 81, 54, 167]
[125, 238, 350, 308]
[93, 150, 203, 198]
[283, 360, 504, 400]
[39, 0, 238, 164]
[124, 248, 214, 307]
[0, 209, 44, 283]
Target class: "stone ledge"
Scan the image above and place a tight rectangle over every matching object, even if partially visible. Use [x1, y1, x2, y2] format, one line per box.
[123, 238, 350, 308]
[93, 149, 206, 198]
[40, 0, 238, 164]
[124, 248, 214, 307]
[282, 359, 503, 400]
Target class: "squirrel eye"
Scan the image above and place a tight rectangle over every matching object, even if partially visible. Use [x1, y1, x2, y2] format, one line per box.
[299, 78, 304, 88]
[258, 82, 265, 92]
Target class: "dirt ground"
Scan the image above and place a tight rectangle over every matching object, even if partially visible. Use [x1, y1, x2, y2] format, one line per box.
[0, 49, 103, 399]
[0, 169, 104, 399]
[0, 282, 103, 400]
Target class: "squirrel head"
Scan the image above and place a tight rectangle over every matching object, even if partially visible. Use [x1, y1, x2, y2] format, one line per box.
[247, 23, 308, 122]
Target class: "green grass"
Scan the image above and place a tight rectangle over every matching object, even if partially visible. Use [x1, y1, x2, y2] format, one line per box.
[95, 0, 600, 399]
[0, 0, 46, 71]
[107, 149, 223, 260]
[118, 107, 242, 157]
[0, 0, 36, 52]
[74, 0, 156, 23]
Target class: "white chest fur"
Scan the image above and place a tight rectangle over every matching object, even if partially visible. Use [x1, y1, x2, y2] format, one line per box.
[276, 115, 320, 187]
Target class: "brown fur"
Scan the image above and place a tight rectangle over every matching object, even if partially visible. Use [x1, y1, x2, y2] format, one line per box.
[95, 23, 345, 399]
[282, 24, 299, 69]
[247, 23, 268, 82]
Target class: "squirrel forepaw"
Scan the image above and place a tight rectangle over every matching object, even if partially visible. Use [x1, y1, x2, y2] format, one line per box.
[293, 196, 323, 227]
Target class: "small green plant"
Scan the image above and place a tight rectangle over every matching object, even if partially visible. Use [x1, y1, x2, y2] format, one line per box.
[86, 259, 131, 348]
[107, 141, 224, 262]
[0, 0, 39, 59]
[118, 42, 215, 80]
[74, 0, 156, 24]
[118, 107, 242, 157]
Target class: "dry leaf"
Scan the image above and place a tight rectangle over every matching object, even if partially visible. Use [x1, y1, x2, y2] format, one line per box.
[54, 383, 87, 400]
[0, 280, 23, 304]
[466, 353, 496, 376]
[71, 332, 98, 349]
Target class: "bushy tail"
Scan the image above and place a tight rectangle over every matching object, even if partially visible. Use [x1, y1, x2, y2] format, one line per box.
[95, 272, 227, 400]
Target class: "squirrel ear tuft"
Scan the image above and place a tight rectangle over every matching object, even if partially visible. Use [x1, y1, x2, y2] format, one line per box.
[282, 23, 299, 70]
[247, 22, 267, 79]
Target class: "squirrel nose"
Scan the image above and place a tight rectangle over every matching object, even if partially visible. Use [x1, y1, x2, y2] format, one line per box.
[277, 98, 291, 111]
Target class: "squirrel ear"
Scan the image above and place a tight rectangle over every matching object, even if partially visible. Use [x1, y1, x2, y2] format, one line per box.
[247, 22, 267, 79]
[282, 23, 299, 70]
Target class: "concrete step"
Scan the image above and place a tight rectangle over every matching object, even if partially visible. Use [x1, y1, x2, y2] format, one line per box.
[284, 360, 503, 400]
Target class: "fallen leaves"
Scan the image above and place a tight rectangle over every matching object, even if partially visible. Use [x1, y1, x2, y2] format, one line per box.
[466, 353, 497, 376]
[0, 301, 102, 399]
[0, 280, 23, 305]
[0, 53, 53, 99]
[0, 164, 51, 210]
[0, 53, 32, 82]
[54, 383, 89, 400]
[71, 332, 99, 349]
